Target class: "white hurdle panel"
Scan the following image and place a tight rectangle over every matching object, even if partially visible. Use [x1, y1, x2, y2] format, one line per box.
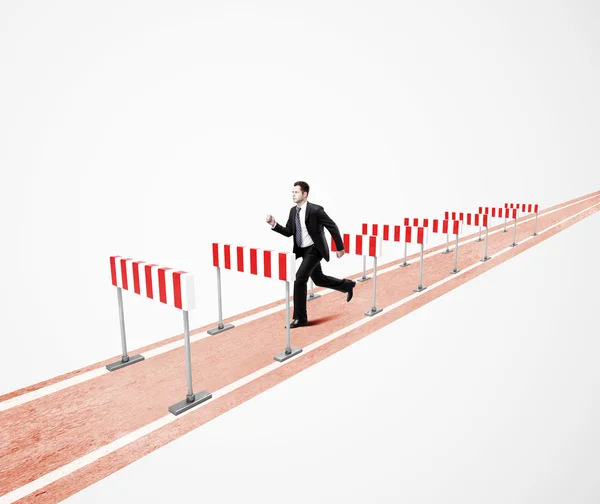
[109, 255, 210, 416]
[209, 242, 299, 362]
[332, 233, 384, 317]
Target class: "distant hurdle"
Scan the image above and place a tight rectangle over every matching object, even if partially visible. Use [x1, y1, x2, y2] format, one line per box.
[443, 212, 465, 252]
[109, 255, 211, 416]
[520, 203, 540, 235]
[431, 219, 462, 274]
[210, 242, 299, 362]
[332, 233, 384, 316]
[503, 205, 520, 247]
[465, 213, 492, 261]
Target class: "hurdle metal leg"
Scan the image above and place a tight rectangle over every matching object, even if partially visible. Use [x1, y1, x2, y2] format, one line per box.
[169, 310, 212, 415]
[503, 217, 507, 232]
[442, 233, 451, 254]
[208, 266, 234, 335]
[399, 242, 410, 267]
[510, 218, 518, 247]
[450, 234, 460, 274]
[481, 226, 491, 262]
[476, 224, 484, 242]
[275, 281, 302, 362]
[365, 256, 383, 317]
[307, 277, 321, 301]
[413, 243, 427, 292]
[357, 255, 371, 281]
[106, 287, 144, 371]
[533, 212, 538, 236]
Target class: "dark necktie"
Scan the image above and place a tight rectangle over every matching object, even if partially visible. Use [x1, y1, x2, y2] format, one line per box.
[295, 207, 302, 247]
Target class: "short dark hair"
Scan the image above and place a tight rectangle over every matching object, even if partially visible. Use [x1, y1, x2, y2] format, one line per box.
[294, 181, 310, 195]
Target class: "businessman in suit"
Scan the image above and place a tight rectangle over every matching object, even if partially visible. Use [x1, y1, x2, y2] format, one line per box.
[266, 181, 356, 328]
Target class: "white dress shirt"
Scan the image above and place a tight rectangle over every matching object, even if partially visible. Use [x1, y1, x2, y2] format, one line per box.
[272, 200, 314, 247]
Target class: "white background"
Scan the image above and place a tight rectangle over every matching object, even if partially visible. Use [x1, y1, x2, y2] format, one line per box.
[1, 0, 599, 501]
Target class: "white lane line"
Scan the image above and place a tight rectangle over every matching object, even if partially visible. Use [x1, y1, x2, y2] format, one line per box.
[1, 193, 598, 413]
[1, 202, 597, 504]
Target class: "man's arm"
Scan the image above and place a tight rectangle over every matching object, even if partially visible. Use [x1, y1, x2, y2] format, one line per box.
[271, 209, 293, 237]
[318, 207, 345, 251]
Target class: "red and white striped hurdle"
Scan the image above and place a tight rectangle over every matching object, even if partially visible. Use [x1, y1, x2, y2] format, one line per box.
[443, 212, 467, 251]
[359, 223, 400, 280]
[461, 213, 492, 261]
[431, 219, 462, 274]
[520, 203, 540, 235]
[502, 205, 520, 246]
[332, 234, 384, 317]
[209, 242, 299, 362]
[109, 256, 211, 416]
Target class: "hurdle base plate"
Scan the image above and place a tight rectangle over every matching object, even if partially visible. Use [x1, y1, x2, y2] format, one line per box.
[449, 269, 460, 274]
[480, 256, 492, 262]
[274, 346, 303, 362]
[398, 263, 410, 268]
[510, 243, 518, 247]
[168, 390, 212, 416]
[364, 307, 383, 317]
[532, 233, 538, 236]
[441, 249, 452, 254]
[476, 238, 484, 242]
[356, 276, 370, 282]
[207, 323, 234, 335]
[106, 354, 145, 371]
[413, 286, 427, 292]
[307, 294, 321, 301]
[502, 229, 508, 232]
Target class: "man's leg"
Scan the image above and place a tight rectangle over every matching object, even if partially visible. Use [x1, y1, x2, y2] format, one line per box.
[292, 248, 321, 321]
[310, 261, 353, 293]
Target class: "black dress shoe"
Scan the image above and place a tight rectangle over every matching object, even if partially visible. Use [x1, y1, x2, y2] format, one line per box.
[346, 280, 356, 302]
[285, 319, 309, 328]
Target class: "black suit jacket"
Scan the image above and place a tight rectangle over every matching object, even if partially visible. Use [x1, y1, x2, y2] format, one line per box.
[272, 201, 345, 262]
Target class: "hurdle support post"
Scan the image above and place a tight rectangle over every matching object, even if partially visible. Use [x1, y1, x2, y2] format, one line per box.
[357, 255, 371, 281]
[399, 242, 410, 267]
[208, 265, 234, 335]
[169, 309, 212, 415]
[307, 277, 321, 301]
[364, 256, 383, 317]
[510, 217, 518, 247]
[481, 226, 491, 262]
[503, 216, 507, 232]
[106, 286, 144, 371]
[450, 234, 460, 274]
[413, 243, 427, 292]
[476, 224, 484, 242]
[275, 281, 302, 362]
[442, 232, 452, 254]
[533, 212, 538, 236]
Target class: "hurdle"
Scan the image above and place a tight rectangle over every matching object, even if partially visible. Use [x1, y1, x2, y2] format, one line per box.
[307, 278, 321, 301]
[431, 219, 462, 273]
[403, 226, 428, 292]
[332, 233, 384, 317]
[210, 242, 299, 362]
[462, 213, 492, 261]
[504, 204, 521, 247]
[521, 203, 540, 235]
[402, 218, 430, 260]
[443, 212, 465, 252]
[108, 256, 211, 416]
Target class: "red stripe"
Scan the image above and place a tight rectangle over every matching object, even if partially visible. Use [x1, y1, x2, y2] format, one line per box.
[212, 243, 219, 267]
[453, 221, 459, 234]
[394, 226, 400, 241]
[412, 218, 417, 226]
[250, 249, 257, 275]
[278, 253, 287, 281]
[264, 251, 272, 278]
[373, 224, 378, 235]
[534, 204, 539, 213]
[356, 235, 362, 255]
[110, 256, 118, 286]
[478, 206, 482, 213]
[237, 246, 244, 272]
[173, 271, 183, 309]
[133, 261, 143, 294]
[417, 227, 424, 244]
[145, 264, 156, 298]
[442, 220, 448, 234]
[383, 225, 389, 240]
[444, 212, 449, 220]
[362, 223, 367, 234]
[432, 220, 438, 233]
[224, 245, 231, 270]
[484, 215, 489, 227]
[405, 226, 412, 243]
[158, 267, 171, 303]
[343, 234, 350, 251]
[120, 259, 129, 290]
[424, 219, 429, 227]
[369, 236, 376, 256]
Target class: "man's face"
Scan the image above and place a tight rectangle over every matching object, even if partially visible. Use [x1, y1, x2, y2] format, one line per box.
[292, 186, 306, 204]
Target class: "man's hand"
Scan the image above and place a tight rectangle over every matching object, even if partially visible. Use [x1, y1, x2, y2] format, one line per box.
[336, 250, 345, 258]
[266, 214, 275, 226]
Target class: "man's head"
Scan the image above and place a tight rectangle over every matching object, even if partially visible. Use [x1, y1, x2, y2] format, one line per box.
[292, 181, 309, 206]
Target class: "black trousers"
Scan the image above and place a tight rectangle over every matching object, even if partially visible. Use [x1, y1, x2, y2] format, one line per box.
[292, 244, 352, 321]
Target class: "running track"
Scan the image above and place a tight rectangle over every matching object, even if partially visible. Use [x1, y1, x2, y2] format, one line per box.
[0, 190, 599, 503]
